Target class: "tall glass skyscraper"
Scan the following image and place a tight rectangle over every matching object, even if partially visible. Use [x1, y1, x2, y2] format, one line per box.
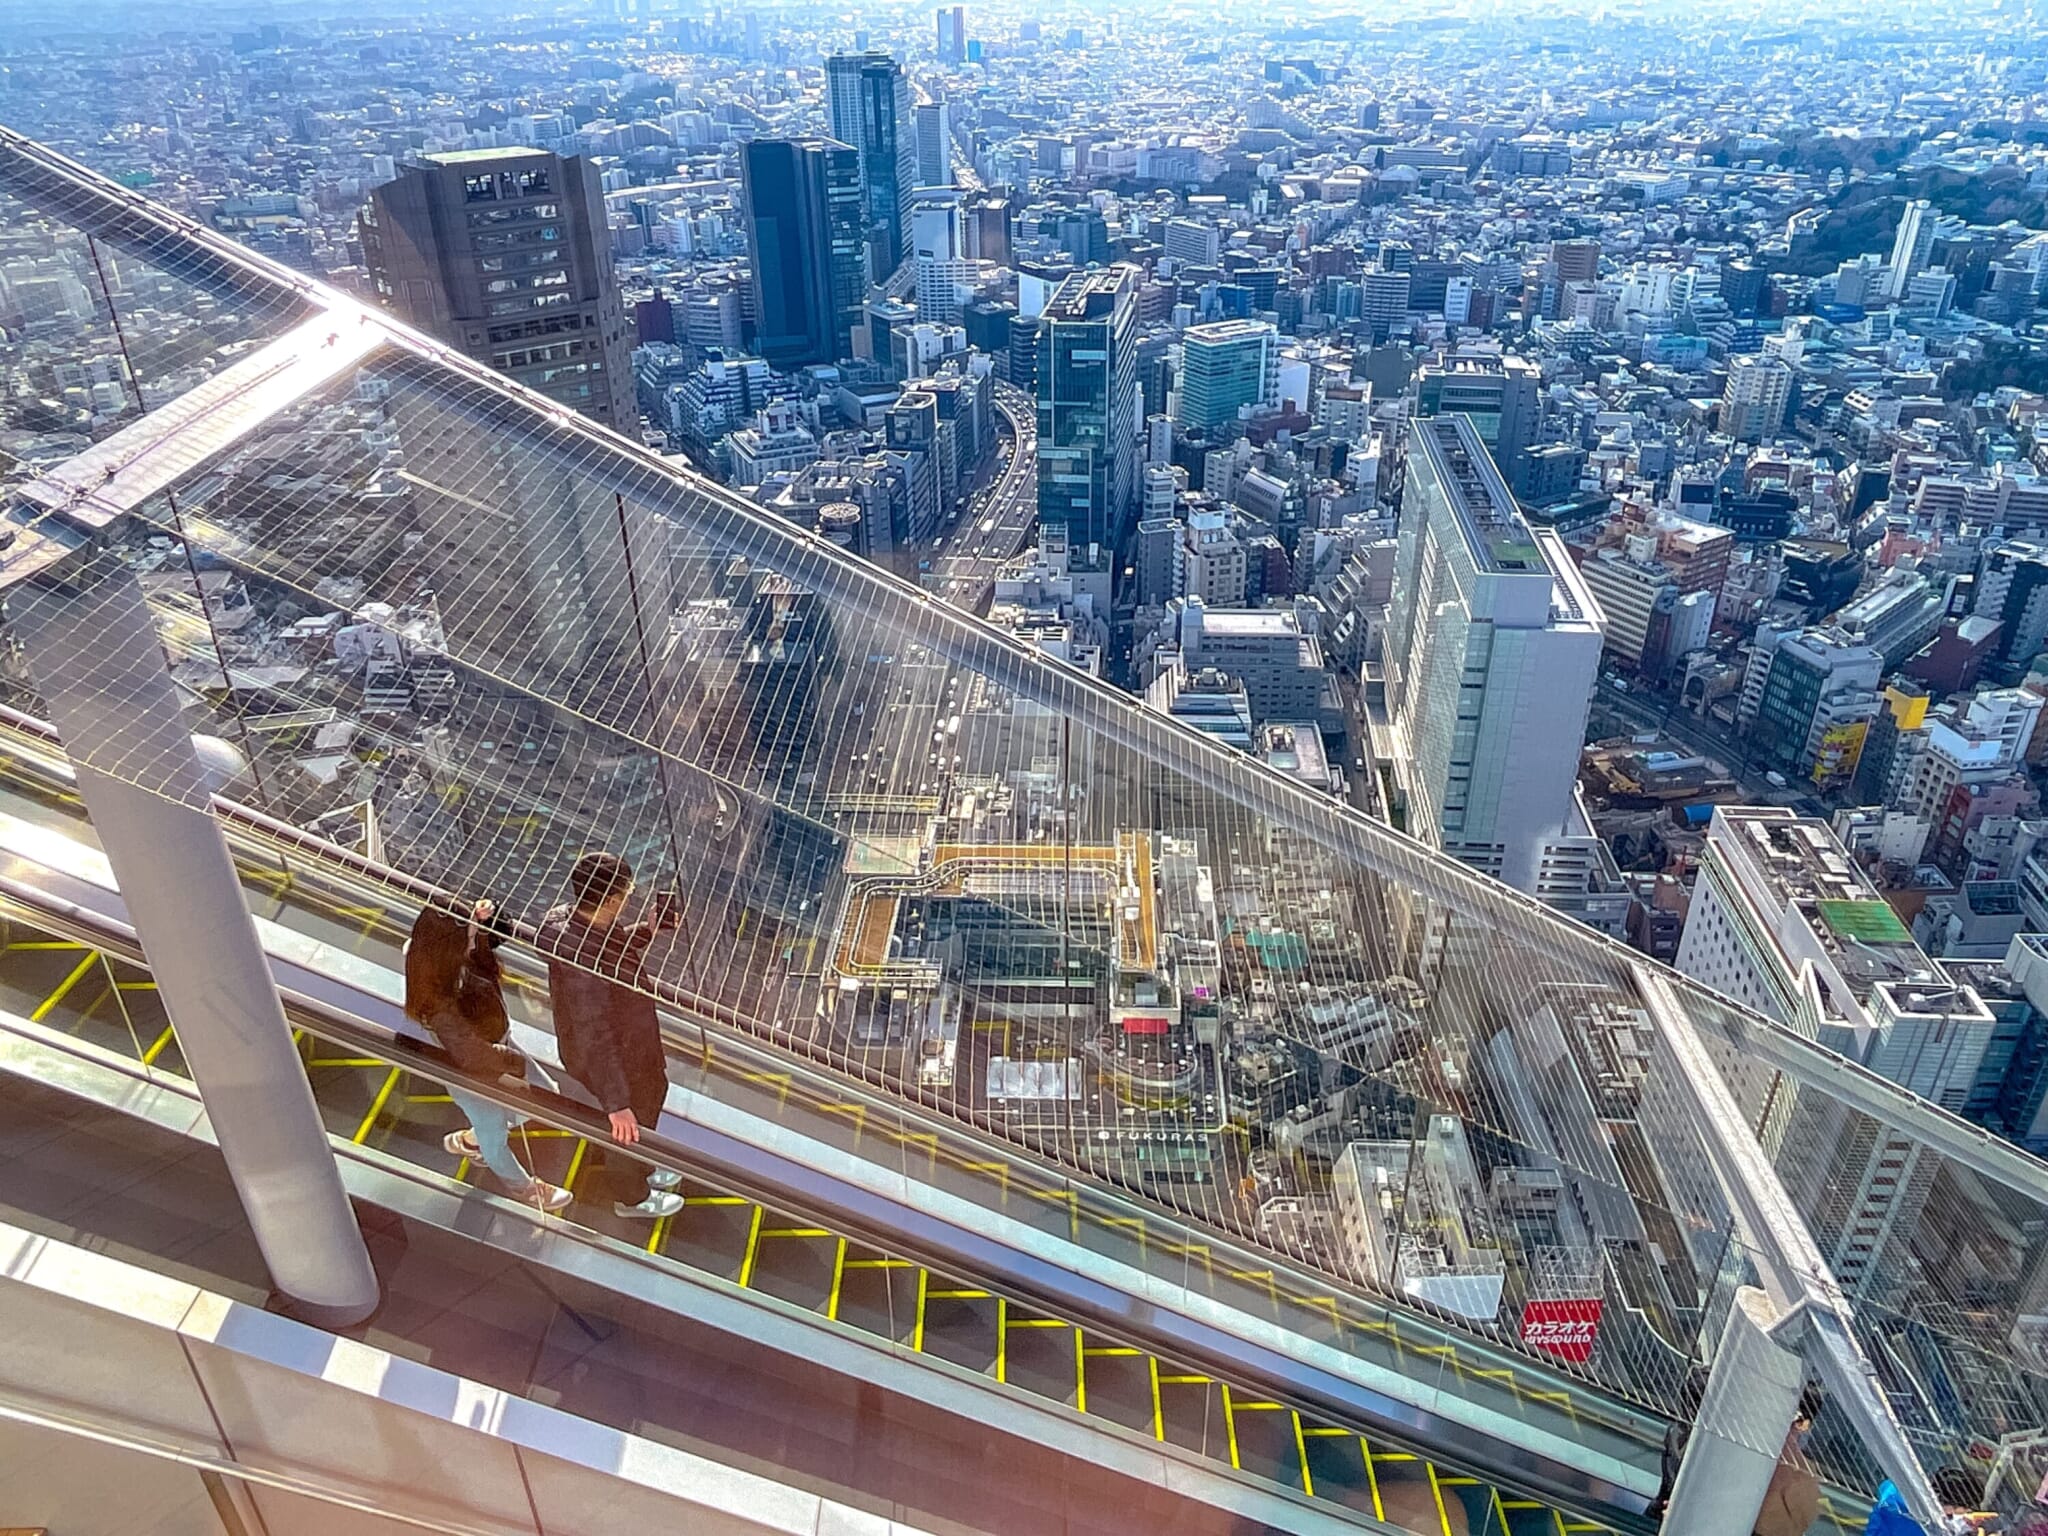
[740, 136, 865, 368]
[825, 50, 915, 280]
[1036, 266, 1139, 551]
[1173, 319, 1277, 431]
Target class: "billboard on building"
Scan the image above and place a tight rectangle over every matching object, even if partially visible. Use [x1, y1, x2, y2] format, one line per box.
[1518, 1296, 1604, 1363]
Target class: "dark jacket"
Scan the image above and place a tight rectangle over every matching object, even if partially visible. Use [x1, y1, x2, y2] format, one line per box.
[538, 904, 668, 1116]
[405, 913, 522, 1081]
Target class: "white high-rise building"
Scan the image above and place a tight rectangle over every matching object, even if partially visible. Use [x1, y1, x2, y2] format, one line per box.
[1162, 217, 1221, 268]
[1720, 354, 1792, 442]
[1885, 198, 1934, 300]
[914, 100, 952, 189]
[1674, 807, 1998, 1296]
[1382, 414, 1605, 893]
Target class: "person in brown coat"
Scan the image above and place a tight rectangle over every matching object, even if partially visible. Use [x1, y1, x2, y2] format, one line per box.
[538, 851, 685, 1220]
[1751, 1387, 1825, 1536]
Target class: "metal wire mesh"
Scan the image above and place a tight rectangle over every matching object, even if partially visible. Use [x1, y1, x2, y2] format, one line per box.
[3, 126, 2046, 1509]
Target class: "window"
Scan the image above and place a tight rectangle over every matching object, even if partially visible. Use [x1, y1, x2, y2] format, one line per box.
[467, 202, 559, 230]
[463, 173, 498, 202]
[515, 167, 551, 197]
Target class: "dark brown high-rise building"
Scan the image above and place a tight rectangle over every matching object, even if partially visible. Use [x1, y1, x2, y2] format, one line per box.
[360, 147, 637, 432]
[1549, 238, 1601, 284]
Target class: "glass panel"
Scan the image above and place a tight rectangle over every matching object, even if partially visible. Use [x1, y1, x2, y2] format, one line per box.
[0, 163, 309, 454]
[0, 902, 1564, 1536]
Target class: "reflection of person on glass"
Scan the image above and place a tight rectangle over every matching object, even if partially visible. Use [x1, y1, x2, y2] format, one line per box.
[539, 851, 684, 1219]
[403, 899, 572, 1212]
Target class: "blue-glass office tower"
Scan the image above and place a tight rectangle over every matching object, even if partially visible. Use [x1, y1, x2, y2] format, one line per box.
[825, 50, 915, 281]
[740, 136, 865, 368]
[1036, 266, 1139, 551]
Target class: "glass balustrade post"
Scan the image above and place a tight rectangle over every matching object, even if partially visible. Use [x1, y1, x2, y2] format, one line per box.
[1660, 1285, 1807, 1536]
[3, 552, 380, 1325]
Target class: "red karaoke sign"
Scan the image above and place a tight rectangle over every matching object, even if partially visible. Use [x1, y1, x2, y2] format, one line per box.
[1519, 1298, 1604, 1363]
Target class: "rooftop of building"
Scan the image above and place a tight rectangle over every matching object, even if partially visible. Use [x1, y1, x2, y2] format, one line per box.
[1711, 807, 1938, 998]
[420, 145, 554, 165]
[1183, 318, 1274, 344]
[1417, 414, 1545, 576]
[1185, 604, 1303, 638]
[1043, 265, 1132, 320]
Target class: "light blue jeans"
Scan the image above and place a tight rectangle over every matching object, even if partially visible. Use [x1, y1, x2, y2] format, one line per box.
[449, 1058, 556, 1189]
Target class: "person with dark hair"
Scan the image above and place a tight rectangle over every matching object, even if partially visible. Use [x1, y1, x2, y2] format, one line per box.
[538, 851, 684, 1220]
[1646, 1363, 1710, 1519]
[404, 898, 571, 1212]
[1647, 1372, 1823, 1533]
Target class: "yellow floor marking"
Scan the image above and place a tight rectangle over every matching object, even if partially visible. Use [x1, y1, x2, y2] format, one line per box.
[1073, 1327, 1086, 1413]
[1220, 1381, 1241, 1469]
[826, 1238, 847, 1320]
[1363, 1435, 1384, 1522]
[911, 1267, 929, 1352]
[820, 1102, 867, 1135]
[140, 1025, 178, 1066]
[645, 1213, 671, 1254]
[1292, 1410, 1315, 1499]
[1148, 1354, 1164, 1439]
[31, 953, 100, 1022]
[114, 980, 157, 991]
[926, 1287, 992, 1299]
[353, 1069, 401, 1143]
[1427, 1460, 1453, 1536]
[995, 1297, 1007, 1383]
[759, 1226, 834, 1239]
[960, 1160, 1012, 1194]
[736, 1204, 764, 1288]
[4, 940, 87, 951]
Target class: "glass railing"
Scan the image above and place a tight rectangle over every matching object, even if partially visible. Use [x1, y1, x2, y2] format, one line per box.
[0, 701, 1663, 1521]
[0, 889, 1644, 1536]
[3, 124, 2044, 1521]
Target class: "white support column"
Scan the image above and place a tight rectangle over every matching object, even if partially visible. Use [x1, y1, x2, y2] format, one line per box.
[1661, 1287, 1807, 1536]
[3, 552, 378, 1326]
[0, 316, 391, 1325]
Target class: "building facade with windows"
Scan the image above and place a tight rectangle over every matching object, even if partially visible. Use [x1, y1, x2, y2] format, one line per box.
[360, 146, 635, 428]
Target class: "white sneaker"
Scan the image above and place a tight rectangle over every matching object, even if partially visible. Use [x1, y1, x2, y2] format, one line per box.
[646, 1166, 683, 1191]
[614, 1191, 684, 1219]
[444, 1129, 480, 1159]
[518, 1181, 574, 1214]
